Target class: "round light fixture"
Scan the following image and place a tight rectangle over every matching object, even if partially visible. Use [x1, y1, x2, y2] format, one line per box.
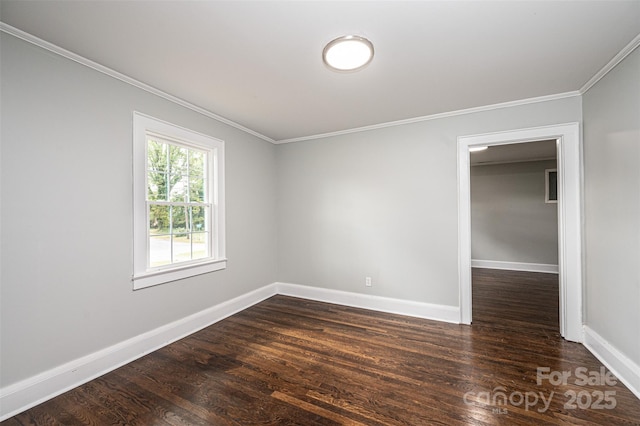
[323, 35, 374, 72]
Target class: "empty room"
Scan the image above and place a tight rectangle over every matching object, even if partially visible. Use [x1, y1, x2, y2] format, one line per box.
[1, 1, 639, 424]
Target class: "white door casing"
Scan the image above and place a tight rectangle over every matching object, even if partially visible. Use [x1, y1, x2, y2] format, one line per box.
[457, 123, 583, 342]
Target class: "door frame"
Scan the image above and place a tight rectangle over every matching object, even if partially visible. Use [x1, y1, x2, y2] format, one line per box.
[457, 123, 583, 342]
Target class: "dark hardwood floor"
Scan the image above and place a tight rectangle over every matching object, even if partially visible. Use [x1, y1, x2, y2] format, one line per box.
[4, 269, 640, 425]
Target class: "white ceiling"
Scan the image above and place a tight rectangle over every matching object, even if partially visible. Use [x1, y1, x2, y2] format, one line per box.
[1, 1, 639, 142]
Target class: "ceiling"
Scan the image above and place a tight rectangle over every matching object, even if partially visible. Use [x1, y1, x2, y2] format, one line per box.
[1, 1, 639, 142]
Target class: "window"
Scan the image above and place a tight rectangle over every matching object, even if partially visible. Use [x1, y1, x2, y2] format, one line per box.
[133, 112, 225, 289]
[545, 168, 558, 204]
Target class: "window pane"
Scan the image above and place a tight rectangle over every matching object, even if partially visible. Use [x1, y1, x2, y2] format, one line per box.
[189, 175, 206, 202]
[169, 174, 188, 202]
[148, 171, 168, 201]
[148, 143, 210, 264]
[149, 205, 170, 235]
[172, 236, 192, 263]
[189, 150, 205, 176]
[192, 206, 207, 232]
[169, 145, 187, 175]
[148, 139, 168, 172]
[149, 235, 171, 268]
[171, 206, 189, 236]
[192, 232, 209, 260]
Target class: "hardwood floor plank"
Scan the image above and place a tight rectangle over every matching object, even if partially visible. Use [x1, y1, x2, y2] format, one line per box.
[3, 269, 639, 425]
[271, 391, 363, 426]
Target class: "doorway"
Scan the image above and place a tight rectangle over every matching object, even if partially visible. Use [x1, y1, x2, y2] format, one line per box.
[457, 123, 582, 342]
[468, 141, 559, 330]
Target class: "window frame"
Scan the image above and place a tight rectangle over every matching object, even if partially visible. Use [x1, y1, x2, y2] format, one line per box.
[133, 112, 226, 290]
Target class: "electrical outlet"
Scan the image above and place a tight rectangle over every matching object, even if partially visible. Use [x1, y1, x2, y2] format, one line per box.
[365, 277, 372, 287]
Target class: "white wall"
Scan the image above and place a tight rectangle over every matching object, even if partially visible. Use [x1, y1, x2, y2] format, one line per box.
[277, 97, 581, 307]
[0, 34, 278, 387]
[583, 47, 640, 366]
[471, 160, 558, 266]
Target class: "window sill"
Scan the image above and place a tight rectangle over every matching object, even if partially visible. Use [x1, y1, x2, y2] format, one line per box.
[132, 258, 227, 290]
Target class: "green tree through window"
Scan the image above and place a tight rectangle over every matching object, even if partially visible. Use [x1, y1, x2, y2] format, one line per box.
[146, 136, 209, 267]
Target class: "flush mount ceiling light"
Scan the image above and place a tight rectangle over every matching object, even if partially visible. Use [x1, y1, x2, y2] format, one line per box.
[469, 146, 489, 152]
[322, 35, 374, 72]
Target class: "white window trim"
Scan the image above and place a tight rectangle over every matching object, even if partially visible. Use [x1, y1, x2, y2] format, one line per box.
[133, 112, 226, 290]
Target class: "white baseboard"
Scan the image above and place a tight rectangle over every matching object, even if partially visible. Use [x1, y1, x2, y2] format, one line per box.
[583, 326, 640, 401]
[0, 283, 279, 421]
[472, 259, 559, 274]
[275, 282, 460, 324]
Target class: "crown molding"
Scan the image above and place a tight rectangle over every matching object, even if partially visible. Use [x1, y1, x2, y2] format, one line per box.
[580, 32, 640, 95]
[0, 23, 275, 144]
[274, 91, 581, 144]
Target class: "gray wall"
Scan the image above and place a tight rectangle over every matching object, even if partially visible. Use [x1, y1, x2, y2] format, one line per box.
[583, 47, 640, 365]
[471, 160, 558, 265]
[277, 98, 581, 307]
[0, 34, 278, 386]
